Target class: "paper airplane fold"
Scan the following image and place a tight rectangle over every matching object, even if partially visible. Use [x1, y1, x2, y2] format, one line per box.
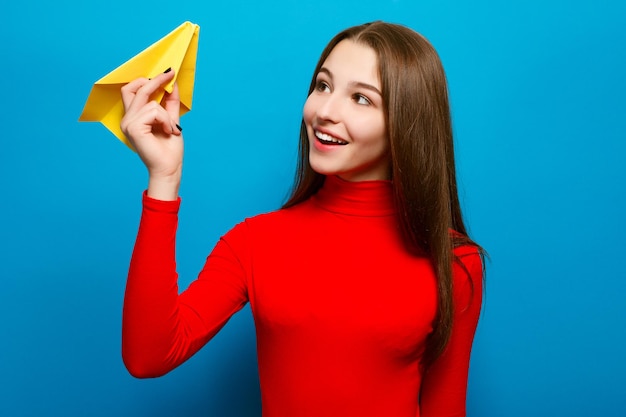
[79, 21, 200, 149]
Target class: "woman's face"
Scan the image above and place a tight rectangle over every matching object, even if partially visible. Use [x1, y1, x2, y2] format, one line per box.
[303, 40, 389, 182]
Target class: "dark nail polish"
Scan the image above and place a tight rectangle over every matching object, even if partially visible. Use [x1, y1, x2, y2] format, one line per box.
[176, 124, 183, 132]
[164, 67, 172, 73]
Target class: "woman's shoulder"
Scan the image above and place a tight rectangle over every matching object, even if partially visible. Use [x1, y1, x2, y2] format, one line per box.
[449, 231, 484, 283]
[224, 201, 314, 238]
[449, 229, 482, 258]
[452, 243, 482, 260]
[217, 202, 317, 259]
[245, 199, 315, 225]
[450, 236, 484, 311]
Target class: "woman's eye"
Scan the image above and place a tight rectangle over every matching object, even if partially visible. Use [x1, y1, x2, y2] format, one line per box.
[354, 94, 371, 105]
[315, 80, 330, 92]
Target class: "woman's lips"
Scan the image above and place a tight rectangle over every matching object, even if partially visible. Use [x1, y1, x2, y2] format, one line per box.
[314, 129, 348, 145]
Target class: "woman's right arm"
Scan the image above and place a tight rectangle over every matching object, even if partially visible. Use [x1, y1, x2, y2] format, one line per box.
[122, 194, 249, 378]
[119, 71, 249, 378]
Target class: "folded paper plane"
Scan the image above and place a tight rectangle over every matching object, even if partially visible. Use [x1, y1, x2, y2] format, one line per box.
[79, 21, 200, 149]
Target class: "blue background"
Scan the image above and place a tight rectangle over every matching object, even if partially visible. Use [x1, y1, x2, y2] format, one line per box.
[1, 0, 625, 416]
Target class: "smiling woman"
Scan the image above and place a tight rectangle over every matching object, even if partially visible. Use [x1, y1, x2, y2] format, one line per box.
[304, 40, 389, 182]
[120, 21, 485, 417]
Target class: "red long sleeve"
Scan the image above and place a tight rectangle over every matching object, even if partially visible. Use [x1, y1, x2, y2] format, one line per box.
[122, 177, 482, 416]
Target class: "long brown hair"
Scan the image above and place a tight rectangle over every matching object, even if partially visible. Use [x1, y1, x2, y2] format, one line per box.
[283, 21, 483, 364]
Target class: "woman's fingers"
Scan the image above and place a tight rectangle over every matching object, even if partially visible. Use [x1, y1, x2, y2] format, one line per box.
[118, 69, 184, 186]
[121, 69, 176, 114]
[122, 100, 177, 141]
[162, 83, 182, 134]
[120, 77, 149, 112]
[120, 69, 183, 143]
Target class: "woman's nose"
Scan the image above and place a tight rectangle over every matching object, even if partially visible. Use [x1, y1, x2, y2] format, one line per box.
[316, 93, 341, 123]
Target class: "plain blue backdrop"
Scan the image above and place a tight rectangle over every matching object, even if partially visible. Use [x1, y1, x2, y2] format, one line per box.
[1, 0, 625, 416]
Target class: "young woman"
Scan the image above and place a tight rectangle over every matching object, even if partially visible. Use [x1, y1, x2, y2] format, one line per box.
[120, 21, 484, 417]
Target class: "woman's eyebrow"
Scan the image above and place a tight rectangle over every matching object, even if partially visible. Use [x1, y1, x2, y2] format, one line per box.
[350, 81, 382, 96]
[318, 67, 382, 96]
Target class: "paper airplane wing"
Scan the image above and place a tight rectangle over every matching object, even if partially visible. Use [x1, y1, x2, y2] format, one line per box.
[79, 21, 200, 149]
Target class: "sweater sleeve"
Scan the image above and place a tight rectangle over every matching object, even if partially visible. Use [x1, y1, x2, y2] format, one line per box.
[122, 192, 249, 378]
[419, 247, 483, 417]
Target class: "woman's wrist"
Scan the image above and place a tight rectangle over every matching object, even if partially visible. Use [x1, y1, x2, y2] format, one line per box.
[147, 173, 181, 201]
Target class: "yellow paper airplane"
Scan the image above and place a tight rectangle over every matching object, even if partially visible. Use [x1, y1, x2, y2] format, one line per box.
[79, 21, 200, 149]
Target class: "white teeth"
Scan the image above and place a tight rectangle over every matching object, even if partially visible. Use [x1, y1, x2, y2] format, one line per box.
[315, 130, 347, 144]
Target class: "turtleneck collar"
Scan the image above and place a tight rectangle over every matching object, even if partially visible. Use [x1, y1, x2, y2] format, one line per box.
[311, 175, 396, 217]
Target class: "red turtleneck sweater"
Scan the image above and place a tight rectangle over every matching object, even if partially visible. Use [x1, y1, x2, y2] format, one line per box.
[123, 176, 482, 417]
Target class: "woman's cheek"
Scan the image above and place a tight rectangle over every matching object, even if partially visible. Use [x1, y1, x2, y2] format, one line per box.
[302, 95, 316, 125]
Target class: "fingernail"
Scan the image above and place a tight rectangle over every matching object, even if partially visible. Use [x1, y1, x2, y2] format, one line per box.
[164, 67, 172, 74]
[176, 124, 183, 132]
